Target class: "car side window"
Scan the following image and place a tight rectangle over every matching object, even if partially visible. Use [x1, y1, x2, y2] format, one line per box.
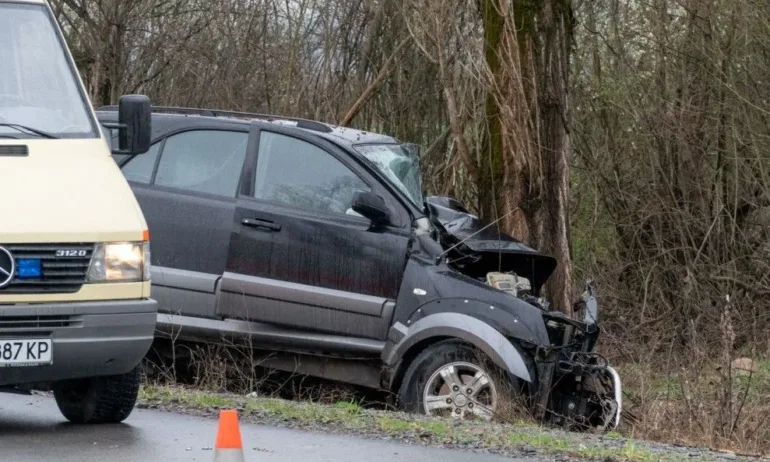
[121, 142, 161, 184]
[155, 130, 248, 197]
[253, 131, 369, 215]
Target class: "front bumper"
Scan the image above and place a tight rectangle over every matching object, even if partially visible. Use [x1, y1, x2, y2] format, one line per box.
[606, 365, 623, 429]
[0, 299, 157, 386]
[535, 350, 623, 431]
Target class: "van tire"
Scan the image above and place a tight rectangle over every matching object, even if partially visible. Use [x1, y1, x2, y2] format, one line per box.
[53, 365, 141, 424]
[397, 339, 510, 420]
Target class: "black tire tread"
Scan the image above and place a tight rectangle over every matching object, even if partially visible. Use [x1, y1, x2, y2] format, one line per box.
[53, 366, 141, 424]
[397, 339, 504, 414]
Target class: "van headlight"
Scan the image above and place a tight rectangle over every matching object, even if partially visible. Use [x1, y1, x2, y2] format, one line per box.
[87, 242, 150, 282]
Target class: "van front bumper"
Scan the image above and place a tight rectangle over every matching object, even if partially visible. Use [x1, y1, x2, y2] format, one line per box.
[0, 299, 157, 387]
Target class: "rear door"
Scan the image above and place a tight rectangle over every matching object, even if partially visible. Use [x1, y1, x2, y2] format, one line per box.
[219, 128, 411, 340]
[120, 128, 249, 318]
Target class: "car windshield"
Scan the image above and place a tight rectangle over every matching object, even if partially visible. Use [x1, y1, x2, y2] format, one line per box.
[0, 3, 96, 139]
[354, 143, 425, 208]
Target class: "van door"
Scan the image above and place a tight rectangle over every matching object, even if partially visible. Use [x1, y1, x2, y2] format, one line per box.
[218, 128, 411, 340]
[123, 129, 249, 318]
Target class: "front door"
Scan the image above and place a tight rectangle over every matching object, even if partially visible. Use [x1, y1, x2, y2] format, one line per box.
[219, 128, 411, 340]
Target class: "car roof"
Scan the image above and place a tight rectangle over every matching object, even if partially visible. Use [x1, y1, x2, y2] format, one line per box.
[95, 106, 400, 147]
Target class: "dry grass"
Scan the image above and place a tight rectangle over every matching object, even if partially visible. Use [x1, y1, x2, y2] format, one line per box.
[613, 358, 770, 457]
[141, 337, 379, 408]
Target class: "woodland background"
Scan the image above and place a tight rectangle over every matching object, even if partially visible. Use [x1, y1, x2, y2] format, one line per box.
[52, 0, 770, 453]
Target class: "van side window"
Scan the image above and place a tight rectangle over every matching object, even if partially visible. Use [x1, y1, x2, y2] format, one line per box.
[154, 130, 248, 197]
[121, 143, 160, 184]
[253, 131, 369, 215]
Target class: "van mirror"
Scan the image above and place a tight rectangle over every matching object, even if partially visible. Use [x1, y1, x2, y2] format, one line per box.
[352, 191, 391, 225]
[103, 95, 151, 155]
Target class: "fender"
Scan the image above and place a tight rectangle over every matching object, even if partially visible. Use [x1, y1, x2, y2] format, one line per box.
[382, 311, 532, 383]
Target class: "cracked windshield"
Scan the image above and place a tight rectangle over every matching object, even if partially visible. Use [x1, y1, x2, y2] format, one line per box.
[0, 3, 95, 139]
[355, 143, 424, 207]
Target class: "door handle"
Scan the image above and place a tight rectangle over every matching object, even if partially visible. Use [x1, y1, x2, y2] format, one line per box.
[241, 218, 282, 232]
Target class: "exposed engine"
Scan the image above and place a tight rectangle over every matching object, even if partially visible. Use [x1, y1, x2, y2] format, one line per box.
[485, 271, 551, 311]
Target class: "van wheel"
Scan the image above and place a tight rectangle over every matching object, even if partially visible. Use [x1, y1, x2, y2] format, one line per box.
[53, 366, 141, 424]
[397, 339, 512, 421]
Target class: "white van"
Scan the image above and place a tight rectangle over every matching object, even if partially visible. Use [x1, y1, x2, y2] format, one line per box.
[0, 0, 157, 423]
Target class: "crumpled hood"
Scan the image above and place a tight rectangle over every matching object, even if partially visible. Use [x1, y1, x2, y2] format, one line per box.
[425, 196, 557, 292]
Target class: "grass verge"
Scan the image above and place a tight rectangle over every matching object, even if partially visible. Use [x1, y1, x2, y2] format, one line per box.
[138, 385, 725, 461]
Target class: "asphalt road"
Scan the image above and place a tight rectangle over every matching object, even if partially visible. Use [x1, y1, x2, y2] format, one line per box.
[0, 392, 524, 462]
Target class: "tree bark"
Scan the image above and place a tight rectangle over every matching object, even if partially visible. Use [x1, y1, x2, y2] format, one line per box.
[479, 0, 574, 312]
[533, 0, 574, 313]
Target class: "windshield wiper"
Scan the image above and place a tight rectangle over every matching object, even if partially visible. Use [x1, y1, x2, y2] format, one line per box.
[0, 123, 58, 139]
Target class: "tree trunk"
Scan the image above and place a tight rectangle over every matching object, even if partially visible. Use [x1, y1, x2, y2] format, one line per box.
[533, 0, 574, 312]
[479, 0, 574, 312]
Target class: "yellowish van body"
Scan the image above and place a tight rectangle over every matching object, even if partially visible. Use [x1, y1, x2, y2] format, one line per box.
[0, 0, 157, 423]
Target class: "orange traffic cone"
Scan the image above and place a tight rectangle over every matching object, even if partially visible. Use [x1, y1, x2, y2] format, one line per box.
[213, 409, 245, 461]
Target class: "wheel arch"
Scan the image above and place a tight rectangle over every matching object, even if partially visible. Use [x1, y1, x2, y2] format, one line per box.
[387, 335, 452, 394]
[383, 312, 533, 393]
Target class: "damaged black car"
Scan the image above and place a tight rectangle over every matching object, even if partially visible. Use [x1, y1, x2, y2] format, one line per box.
[97, 105, 622, 430]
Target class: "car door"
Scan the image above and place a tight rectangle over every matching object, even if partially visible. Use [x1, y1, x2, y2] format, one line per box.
[218, 128, 411, 340]
[120, 128, 249, 318]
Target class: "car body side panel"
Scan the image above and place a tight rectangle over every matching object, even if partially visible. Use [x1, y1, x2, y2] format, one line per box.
[152, 266, 218, 292]
[152, 285, 216, 318]
[217, 272, 392, 339]
[220, 273, 387, 316]
[151, 267, 218, 318]
[156, 313, 385, 356]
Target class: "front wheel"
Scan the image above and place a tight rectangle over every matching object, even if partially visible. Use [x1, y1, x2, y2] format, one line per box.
[397, 339, 518, 421]
[52, 365, 141, 424]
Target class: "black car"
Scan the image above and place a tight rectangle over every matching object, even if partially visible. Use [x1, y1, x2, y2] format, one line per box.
[96, 106, 622, 429]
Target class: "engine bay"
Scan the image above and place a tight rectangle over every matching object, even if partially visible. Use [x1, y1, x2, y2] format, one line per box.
[485, 271, 552, 311]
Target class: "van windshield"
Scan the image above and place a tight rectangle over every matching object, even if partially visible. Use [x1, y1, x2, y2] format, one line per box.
[0, 3, 96, 139]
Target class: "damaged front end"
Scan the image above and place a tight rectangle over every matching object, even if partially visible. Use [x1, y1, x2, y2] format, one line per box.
[425, 197, 622, 431]
[532, 285, 622, 431]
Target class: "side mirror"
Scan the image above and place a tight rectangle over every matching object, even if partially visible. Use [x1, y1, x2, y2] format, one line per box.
[103, 95, 151, 155]
[352, 191, 391, 225]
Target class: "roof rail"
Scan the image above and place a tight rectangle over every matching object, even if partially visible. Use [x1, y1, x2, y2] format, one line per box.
[96, 105, 334, 133]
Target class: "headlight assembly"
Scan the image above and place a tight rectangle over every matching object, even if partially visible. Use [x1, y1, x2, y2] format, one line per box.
[87, 241, 150, 283]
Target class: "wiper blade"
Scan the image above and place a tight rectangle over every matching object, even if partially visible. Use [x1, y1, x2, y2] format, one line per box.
[0, 123, 58, 139]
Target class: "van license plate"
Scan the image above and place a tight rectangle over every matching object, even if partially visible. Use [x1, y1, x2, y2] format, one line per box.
[0, 339, 52, 367]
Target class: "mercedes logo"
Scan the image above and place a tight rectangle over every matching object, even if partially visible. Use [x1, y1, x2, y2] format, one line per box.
[0, 246, 15, 289]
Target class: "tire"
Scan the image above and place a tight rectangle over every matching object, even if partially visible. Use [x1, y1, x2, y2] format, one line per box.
[52, 365, 142, 424]
[397, 339, 521, 421]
